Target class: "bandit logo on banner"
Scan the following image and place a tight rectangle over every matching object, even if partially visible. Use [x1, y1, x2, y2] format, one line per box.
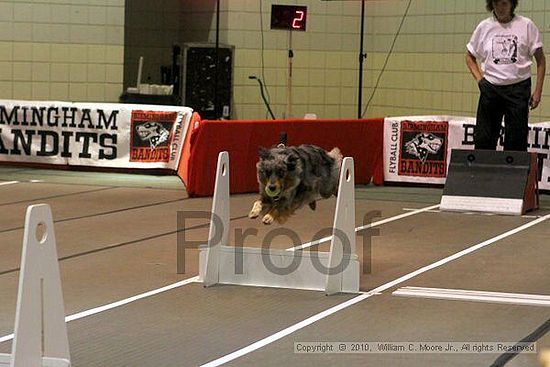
[130, 111, 177, 163]
[398, 120, 449, 178]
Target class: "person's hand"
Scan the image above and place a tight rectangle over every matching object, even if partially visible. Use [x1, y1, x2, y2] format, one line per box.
[530, 91, 542, 109]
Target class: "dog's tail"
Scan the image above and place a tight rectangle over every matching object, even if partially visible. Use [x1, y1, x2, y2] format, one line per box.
[328, 147, 343, 167]
[328, 147, 343, 196]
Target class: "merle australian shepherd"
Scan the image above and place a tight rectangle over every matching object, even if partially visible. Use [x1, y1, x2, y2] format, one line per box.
[249, 144, 343, 225]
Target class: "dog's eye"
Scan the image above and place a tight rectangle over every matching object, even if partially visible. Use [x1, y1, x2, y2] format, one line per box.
[264, 170, 271, 177]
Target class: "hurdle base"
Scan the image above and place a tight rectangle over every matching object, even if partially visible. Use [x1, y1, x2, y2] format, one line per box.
[198, 245, 360, 293]
[0, 354, 71, 367]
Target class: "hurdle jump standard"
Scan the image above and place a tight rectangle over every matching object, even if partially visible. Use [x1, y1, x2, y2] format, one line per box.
[198, 152, 360, 295]
[0, 205, 71, 367]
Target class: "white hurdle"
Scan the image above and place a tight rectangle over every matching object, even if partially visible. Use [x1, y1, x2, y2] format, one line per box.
[0, 204, 71, 367]
[198, 151, 359, 295]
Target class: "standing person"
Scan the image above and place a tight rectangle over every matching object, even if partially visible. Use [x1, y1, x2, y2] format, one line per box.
[466, 0, 546, 151]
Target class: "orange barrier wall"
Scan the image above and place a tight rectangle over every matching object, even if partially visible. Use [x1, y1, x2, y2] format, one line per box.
[180, 118, 385, 197]
[177, 112, 202, 186]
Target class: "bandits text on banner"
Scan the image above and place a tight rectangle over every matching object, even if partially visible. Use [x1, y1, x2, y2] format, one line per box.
[0, 100, 193, 170]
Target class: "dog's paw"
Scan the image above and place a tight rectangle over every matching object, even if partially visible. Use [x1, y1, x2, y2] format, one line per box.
[262, 213, 275, 225]
[249, 201, 262, 219]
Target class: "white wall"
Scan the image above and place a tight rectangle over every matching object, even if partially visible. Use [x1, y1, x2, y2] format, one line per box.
[221, 0, 363, 119]
[0, 0, 124, 102]
[190, 0, 549, 121]
[2, 0, 549, 121]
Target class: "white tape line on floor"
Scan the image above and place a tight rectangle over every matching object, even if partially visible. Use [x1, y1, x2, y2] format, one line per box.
[393, 286, 550, 307]
[200, 213, 550, 367]
[288, 204, 440, 252]
[0, 181, 18, 187]
[0, 276, 199, 344]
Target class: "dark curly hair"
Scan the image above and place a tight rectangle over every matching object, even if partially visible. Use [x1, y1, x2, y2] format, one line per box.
[486, 0, 518, 13]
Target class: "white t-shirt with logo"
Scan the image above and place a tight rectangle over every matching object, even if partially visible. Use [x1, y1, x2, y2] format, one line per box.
[467, 15, 542, 86]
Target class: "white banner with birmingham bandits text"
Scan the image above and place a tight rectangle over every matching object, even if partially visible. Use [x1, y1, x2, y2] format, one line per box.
[384, 116, 550, 191]
[0, 100, 193, 170]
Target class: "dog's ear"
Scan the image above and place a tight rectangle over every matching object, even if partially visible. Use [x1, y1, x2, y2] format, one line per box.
[285, 154, 297, 171]
[258, 147, 270, 160]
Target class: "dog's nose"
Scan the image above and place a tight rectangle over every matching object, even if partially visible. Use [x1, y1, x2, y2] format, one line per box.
[268, 184, 277, 191]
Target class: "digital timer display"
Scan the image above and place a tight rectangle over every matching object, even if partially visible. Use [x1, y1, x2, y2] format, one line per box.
[271, 5, 307, 31]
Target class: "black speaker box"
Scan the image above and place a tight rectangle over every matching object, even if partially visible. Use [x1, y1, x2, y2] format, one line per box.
[183, 43, 233, 120]
[440, 149, 539, 215]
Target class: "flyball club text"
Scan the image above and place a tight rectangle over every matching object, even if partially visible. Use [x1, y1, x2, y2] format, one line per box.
[0, 104, 118, 159]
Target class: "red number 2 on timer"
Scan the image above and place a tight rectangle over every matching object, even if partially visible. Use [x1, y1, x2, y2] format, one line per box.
[292, 10, 305, 29]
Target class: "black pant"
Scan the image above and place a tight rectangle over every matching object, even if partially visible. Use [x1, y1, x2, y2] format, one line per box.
[475, 78, 531, 151]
